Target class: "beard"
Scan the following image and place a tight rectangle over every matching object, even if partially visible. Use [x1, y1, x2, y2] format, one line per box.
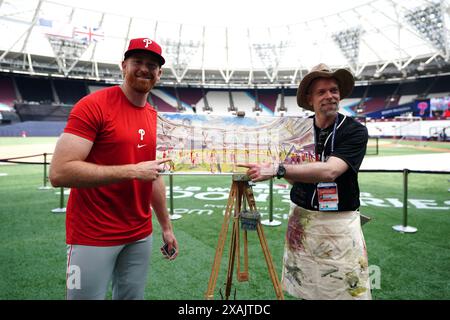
[319, 101, 339, 117]
[125, 73, 154, 93]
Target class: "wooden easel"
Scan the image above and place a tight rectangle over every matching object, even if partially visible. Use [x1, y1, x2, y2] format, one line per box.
[205, 174, 284, 300]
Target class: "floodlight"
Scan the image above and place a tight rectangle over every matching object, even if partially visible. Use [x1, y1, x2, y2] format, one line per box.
[404, 2, 447, 55]
[331, 27, 363, 69]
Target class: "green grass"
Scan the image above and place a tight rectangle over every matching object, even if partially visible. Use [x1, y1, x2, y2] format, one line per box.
[358, 172, 450, 299]
[0, 165, 66, 299]
[1, 164, 449, 300]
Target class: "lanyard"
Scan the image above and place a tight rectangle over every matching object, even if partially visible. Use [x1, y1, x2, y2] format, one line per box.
[314, 115, 338, 162]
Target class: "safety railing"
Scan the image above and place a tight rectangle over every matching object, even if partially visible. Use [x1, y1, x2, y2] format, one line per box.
[1, 153, 449, 231]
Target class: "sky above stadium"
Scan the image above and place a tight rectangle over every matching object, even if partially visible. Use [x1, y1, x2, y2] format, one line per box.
[50, 0, 372, 27]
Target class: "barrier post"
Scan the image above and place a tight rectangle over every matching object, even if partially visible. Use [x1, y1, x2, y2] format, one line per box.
[169, 174, 182, 220]
[393, 169, 417, 233]
[38, 153, 52, 190]
[261, 178, 281, 227]
[375, 137, 379, 155]
[51, 187, 66, 213]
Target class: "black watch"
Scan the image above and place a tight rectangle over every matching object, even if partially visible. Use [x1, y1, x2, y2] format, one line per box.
[276, 163, 286, 179]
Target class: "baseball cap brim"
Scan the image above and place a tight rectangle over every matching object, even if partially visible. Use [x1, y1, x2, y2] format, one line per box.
[124, 49, 165, 66]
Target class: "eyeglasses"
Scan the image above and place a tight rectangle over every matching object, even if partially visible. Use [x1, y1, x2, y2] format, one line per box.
[316, 130, 328, 156]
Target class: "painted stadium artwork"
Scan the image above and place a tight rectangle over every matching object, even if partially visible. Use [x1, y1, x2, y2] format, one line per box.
[156, 113, 314, 173]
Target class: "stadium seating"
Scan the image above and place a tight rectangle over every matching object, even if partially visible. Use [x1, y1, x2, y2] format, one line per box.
[150, 89, 180, 112]
[277, 96, 301, 117]
[177, 87, 204, 111]
[398, 95, 417, 105]
[1, 72, 450, 127]
[53, 79, 88, 105]
[0, 75, 17, 107]
[14, 103, 72, 121]
[198, 90, 230, 114]
[15, 76, 54, 104]
[398, 79, 431, 96]
[255, 90, 277, 115]
[88, 85, 112, 93]
[427, 75, 450, 94]
[233, 91, 256, 115]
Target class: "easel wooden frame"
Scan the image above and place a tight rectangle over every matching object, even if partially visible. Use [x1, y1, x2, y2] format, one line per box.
[205, 174, 284, 300]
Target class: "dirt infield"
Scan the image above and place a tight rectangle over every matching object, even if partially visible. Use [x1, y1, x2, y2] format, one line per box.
[361, 153, 450, 171]
[381, 141, 450, 153]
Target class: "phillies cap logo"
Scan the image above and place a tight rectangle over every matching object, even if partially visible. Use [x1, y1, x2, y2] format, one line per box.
[124, 37, 165, 65]
[143, 39, 152, 48]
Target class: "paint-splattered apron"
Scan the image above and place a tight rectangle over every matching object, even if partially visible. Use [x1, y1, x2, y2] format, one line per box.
[281, 203, 372, 300]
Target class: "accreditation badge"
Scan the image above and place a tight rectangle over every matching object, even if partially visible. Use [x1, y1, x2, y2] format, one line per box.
[317, 182, 339, 211]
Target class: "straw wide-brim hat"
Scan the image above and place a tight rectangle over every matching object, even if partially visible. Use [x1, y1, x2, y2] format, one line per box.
[296, 63, 355, 111]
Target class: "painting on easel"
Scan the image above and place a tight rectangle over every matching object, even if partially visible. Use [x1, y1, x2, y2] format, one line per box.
[157, 113, 314, 173]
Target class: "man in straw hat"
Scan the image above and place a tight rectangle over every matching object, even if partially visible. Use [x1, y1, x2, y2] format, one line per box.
[239, 63, 371, 300]
[50, 38, 178, 299]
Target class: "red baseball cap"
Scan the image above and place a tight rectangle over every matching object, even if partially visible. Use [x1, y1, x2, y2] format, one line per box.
[124, 38, 165, 66]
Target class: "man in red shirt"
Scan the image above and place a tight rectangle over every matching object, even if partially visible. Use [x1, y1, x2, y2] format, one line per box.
[444, 105, 450, 119]
[50, 38, 178, 300]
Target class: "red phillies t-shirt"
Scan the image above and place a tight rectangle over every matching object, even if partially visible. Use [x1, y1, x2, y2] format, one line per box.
[64, 86, 157, 246]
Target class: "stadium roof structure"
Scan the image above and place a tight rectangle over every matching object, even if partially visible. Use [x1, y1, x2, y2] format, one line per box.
[1, 0, 450, 88]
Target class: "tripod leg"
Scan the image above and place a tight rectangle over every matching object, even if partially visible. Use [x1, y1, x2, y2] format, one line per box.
[256, 223, 285, 300]
[205, 182, 237, 299]
[237, 229, 249, 282]
[236, 183, 255, 281]
[224, 217, 238, 299]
